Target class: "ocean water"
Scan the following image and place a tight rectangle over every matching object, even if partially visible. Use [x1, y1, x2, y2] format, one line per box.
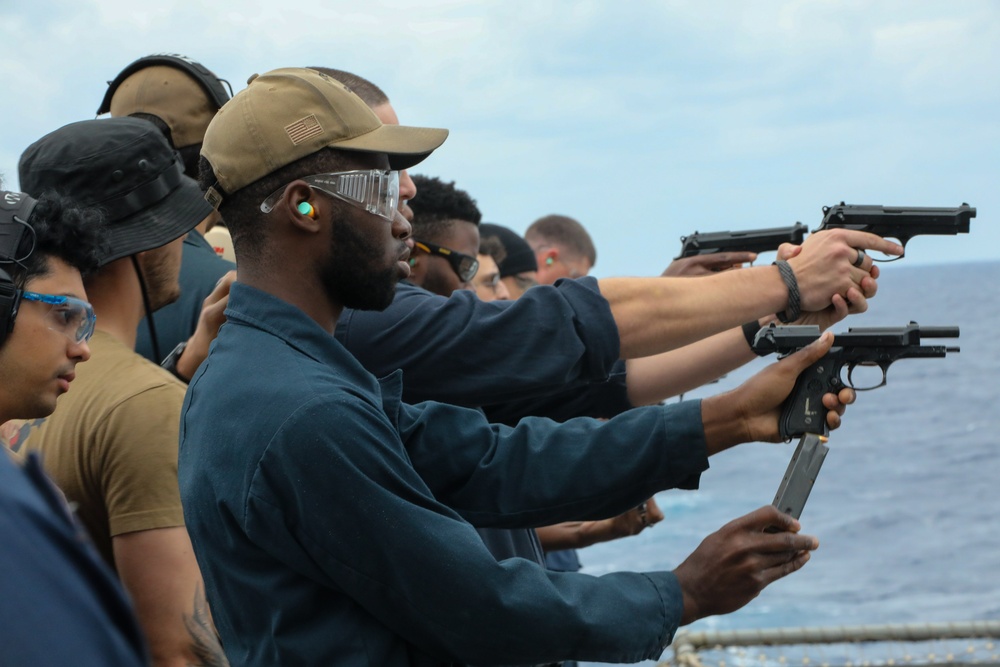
[579, 260, 1000, 664]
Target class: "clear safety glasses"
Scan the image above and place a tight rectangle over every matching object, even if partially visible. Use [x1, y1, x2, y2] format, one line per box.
[19, 291, 96, 344]
[260, 169, 400, 222]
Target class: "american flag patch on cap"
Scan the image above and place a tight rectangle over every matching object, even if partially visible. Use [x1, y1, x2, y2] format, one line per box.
[285, 115, 324, 145]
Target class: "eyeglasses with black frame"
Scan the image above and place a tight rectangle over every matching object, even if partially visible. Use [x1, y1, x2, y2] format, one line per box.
[413, 240, 479, 283]
[18, 291, 96, 344]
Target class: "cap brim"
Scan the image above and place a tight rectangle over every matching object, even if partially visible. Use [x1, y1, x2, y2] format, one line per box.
[100, 175, 213, 266]
[334, 124, 449, 171]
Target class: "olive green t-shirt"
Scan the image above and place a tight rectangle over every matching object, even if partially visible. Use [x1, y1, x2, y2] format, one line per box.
[17, 330, 187, 568]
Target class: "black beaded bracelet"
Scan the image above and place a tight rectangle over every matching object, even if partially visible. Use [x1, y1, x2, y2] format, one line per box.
[773, 260, 801, 323]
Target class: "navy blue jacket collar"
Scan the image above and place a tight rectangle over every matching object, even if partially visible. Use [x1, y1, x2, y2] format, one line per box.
[224, 282, 376, 388]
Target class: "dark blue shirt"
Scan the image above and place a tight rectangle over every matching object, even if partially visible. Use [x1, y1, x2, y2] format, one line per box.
[179, 284, 710, 667]
[0, 452, 148, 666]
[338, 279, 632, 589]
[136, 230, 235, 363]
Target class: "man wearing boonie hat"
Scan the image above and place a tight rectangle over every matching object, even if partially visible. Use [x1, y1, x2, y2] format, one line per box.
[99, 54, 237, 371]
[179, 67, 860, 666]
[17, 116, 227, 667]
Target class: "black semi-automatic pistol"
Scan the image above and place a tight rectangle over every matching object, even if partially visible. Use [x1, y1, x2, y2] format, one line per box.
[816, 202, 975, 257]
[675, 223, 808, 260]
[752, 322, 960, 520]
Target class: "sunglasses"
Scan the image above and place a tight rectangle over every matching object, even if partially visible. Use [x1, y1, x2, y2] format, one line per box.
[413, 240, 479, 283]
[19, 291, 96, 344]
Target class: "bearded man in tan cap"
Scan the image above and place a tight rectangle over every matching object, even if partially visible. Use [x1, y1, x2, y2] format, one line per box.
[178, 66, 868, 667]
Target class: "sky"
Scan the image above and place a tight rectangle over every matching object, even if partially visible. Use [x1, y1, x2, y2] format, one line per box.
[1, 0, 997, 279]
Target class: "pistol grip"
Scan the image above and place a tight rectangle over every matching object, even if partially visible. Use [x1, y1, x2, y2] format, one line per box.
[780, 359, 842, 440]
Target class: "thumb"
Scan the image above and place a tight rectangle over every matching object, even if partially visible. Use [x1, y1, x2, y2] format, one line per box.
[776, 243, 804, 261]
[781, 331, 834, 373]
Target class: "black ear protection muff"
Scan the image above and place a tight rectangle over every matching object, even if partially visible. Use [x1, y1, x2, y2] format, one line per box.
[0, 191, 38, 347]
[0, 267, 21, 347]
[96, 53, 233, 116]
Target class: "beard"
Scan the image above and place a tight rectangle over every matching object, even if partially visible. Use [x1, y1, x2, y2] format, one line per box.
[320, 213, 401, 312]
[136, 246, 181, 312]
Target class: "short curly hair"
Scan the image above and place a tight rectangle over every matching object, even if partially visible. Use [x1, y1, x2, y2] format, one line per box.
[408, 175, 481, 244]
[1, 192, 106, 289]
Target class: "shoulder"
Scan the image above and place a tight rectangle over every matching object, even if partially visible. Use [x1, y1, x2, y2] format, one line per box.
[74, 336, 186, 422]
[92, 341, 185, 400]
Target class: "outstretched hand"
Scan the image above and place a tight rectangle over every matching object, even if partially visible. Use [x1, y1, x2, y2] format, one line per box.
[701, 331, 855, 451]
[784, 229, 899, 313]
[674, 505, 818, 625]
[776, 243, 878, 327]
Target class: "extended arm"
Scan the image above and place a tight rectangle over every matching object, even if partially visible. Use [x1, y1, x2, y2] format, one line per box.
[604, 227, 898, 358]
[626, 327, 756, 406]
[403, 332, 847, 525]
[627, 242, 860, 407]
[624, 299, 855, 407]
[337, 230, 896, 409]
[536, 498, 665, 551]
[337, 278, 621, 405]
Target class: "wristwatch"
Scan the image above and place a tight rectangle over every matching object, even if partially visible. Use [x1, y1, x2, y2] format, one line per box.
[160, 341, 189, 382]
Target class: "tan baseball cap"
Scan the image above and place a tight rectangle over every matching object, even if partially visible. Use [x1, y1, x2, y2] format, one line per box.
[202, 67, 449, 202]
[109, 65, 219, 149]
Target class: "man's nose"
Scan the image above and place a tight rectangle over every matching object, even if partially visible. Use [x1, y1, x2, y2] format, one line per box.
[392, 210, 412, 240]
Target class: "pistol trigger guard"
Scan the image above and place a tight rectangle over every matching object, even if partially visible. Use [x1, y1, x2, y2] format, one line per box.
[875, 236, 907, 263]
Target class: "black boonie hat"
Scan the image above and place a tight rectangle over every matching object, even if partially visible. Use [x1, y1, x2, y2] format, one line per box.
[18, 117, 211, 267]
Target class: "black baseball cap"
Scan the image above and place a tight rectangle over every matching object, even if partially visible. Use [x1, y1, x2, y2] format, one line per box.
[480, 223, 538, 277]
[19, 117, 211, 267]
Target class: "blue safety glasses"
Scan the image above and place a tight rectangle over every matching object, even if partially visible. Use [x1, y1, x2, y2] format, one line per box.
[19, 291, 96, 344]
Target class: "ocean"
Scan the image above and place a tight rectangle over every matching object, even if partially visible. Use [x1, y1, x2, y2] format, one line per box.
[578, 260, 1000, 665]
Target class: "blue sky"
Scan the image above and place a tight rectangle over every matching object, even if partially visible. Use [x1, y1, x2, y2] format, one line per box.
[1, 1, 996, 278]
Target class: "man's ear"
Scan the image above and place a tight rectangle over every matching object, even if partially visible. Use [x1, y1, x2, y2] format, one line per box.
[283, 182, 322, 233]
